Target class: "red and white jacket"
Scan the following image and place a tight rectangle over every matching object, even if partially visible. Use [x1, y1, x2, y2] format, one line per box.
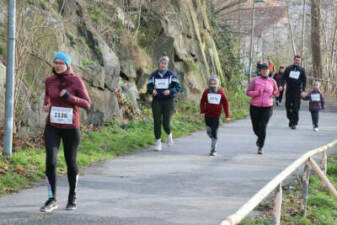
[200, 88, 230, 118]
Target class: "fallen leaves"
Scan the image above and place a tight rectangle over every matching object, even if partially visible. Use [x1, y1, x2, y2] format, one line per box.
[0, 164, 8, 175]
[0, 169, 6, 175]
[1, 164, 8, 170]
[14, 166, 25, 175]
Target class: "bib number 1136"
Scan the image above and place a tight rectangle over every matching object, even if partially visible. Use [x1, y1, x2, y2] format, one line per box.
[50, 107, 73, 124]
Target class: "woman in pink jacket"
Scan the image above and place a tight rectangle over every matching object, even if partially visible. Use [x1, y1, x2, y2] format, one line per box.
[247, 63, 279, 154]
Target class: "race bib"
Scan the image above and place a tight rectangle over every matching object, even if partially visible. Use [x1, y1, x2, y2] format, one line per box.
[207, 93, 221, 105]
[50, 107, 73, 124]
[289, 71, 300, 80]
[155, 79, 169, 89]
[311, 93, 321, 102]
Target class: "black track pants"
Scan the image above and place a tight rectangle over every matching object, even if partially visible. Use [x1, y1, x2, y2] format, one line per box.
[152, 98, 174, 140]
[285, 97, 301, 126]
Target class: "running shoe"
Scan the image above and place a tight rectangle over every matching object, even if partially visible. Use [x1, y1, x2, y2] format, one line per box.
[66, 193, 77, 210]
[154, 139, 162, 151]
[209, 148, 217, 156]
[40, 198, 57, 213]
[167, 133, 173, 146]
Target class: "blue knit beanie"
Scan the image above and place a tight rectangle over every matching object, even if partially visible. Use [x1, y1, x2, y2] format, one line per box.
[53, 52, 71, 68]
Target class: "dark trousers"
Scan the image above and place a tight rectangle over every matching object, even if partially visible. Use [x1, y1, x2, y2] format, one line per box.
[152, 98, 174, 140]
[205, 117, 220, 139]
[250, 105, 273, 148]
[285, 97, 301, 126]
[311, 111, 319, 128]
[276, 90, 284, 103]
[205, 117, 220, 149]
[44, 125, 81, 200]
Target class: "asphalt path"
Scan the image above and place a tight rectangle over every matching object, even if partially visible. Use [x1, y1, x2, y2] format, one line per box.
[1, 100, 337, 225]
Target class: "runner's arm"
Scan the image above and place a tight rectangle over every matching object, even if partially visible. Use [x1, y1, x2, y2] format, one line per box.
[63, 78, 91, 109]
[246, 79, 259, 97]
[200, 91, 207, 114]
[272, 79, 280, 97]
[169, 73, 181, 95]
[302, 92, 310, 101]
[221, 91, 230, 119]
[321, 93, 325, 109]
[44, 79, 50, 106]
[301, 69, 307, 91]
[147, 74, 155, 94]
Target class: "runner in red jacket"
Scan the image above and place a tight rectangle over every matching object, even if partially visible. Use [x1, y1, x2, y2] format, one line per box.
[200, 77, 230, 156]
[41, 52, 91, 213]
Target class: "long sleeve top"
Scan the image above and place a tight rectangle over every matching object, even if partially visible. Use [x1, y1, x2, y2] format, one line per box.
[44, 68, 91, 128]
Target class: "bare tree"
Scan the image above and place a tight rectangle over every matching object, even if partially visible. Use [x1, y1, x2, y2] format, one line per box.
[311, 0, 323, 79]
[301, 0, 306, 61]
[287, 0, 297, 56]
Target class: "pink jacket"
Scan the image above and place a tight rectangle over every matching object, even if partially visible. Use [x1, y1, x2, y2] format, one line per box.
[246, 76, 279, 107]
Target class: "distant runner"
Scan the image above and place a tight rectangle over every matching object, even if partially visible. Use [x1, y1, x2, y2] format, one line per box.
[280, 55, 307, 129]
[273, 66, 285, 106]
[200, 77, 230, 156]
[147, 52, 181, 151]
[41, 52, 91, 212]
[303, 81, 325, 132]
[247, 63, 279, 154]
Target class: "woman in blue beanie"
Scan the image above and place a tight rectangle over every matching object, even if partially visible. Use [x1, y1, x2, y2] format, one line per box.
[40, 52, 91, 212]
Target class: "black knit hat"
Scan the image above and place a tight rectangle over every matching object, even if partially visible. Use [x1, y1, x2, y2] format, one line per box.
[260, 63, 269, 69]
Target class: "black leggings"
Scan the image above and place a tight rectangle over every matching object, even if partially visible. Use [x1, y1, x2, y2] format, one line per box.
[250, 106, 273, 148]
[152, 99, 174, 140]
[311, 111, 319, 128]
[44, 125, 80, 200]
[205, 117, 220, 140]
[205, 117, 220, 149]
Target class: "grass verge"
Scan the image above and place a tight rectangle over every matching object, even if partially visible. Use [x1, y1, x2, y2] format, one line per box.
[242, 154, 337, 225]
[0, 96, 249, 197]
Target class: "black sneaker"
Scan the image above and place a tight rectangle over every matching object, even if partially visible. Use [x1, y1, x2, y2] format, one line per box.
[257, 147, 263, 155]
[66, 201, 77, 210]
[291, 125, 296, 130]
[40, 198, 58, 213]
[209, 148, 217, 156]
[66, 194, 77, 210]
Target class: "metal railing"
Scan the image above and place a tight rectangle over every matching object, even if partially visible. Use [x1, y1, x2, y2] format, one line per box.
[220, 139, 337, 225]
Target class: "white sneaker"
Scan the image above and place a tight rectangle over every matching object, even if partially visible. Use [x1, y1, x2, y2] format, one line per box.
[314, 128, 319, 132]
[167, 133, 173, 146]
[154, 139, 162, 151]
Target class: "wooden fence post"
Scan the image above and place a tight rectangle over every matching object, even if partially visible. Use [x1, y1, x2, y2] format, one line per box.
[302, 160, 310, 217]
[309, 157, 337, 199]
[321, 151, 328, 189]
[272, 184, 282, 225]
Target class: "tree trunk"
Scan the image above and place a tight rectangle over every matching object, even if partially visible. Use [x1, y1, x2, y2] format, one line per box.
[301, 0, 306, 61]
[287, 0, 297, 56]
[311, 0, 323, 79]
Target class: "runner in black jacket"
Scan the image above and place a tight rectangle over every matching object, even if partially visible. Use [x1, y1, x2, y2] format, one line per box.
[280, 55, 307, 129]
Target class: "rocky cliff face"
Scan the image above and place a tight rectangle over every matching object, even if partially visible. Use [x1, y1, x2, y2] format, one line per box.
[0, 0, 223, 136]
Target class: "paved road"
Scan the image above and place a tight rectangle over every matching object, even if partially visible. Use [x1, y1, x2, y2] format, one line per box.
[1, 101, 337, 225]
